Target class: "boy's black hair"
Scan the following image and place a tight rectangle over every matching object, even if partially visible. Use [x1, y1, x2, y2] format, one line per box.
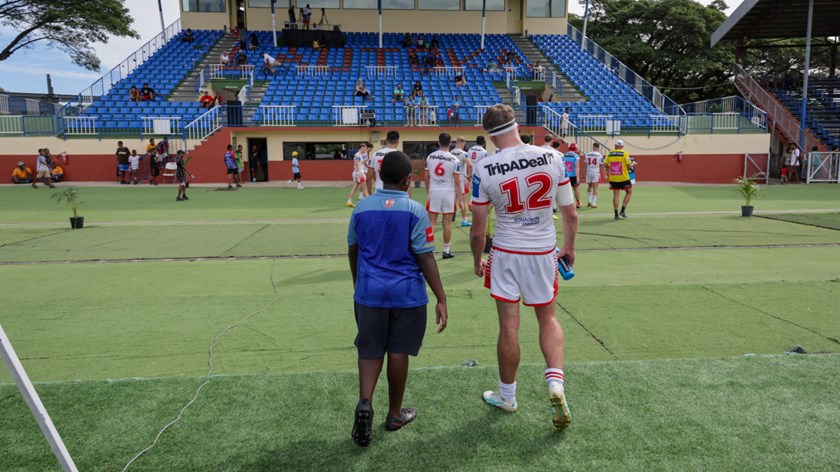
[227, 144, 233, 150]
[381, 151, 412, 185]
[551, 141, 560, 149]
[476, 136, 486, 146]
[386, 130, 400, 144]
[438, 133, 451, 147]
[521, 135, 531, 144]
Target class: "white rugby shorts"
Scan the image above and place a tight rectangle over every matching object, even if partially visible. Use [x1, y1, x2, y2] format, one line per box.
[427, 190, 456, 214]
[586, 170, 600, 184]
[353, 171, 366, 183]
[484, 247, 558, 306]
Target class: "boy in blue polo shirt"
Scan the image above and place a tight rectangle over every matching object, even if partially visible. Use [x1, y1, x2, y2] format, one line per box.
[347, 150, 449, 447]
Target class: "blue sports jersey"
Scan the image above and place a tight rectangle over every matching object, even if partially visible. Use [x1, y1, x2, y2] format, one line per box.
[292, 157, 300, 173]
[224, 151, 236, 169]
[348, 189, 435, 308]
[563, 152, 579, 177]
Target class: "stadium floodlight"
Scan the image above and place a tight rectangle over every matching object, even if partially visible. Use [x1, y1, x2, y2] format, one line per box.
[157, 0, 167, 42]
[0, 324, 78, 472]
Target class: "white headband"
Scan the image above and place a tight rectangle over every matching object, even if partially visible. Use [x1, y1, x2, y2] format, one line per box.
[487, 118, 518, 137]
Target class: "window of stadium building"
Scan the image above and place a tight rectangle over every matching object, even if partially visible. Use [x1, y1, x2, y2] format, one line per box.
[182, 0, 226, 12]
[307, 0, 340, 8]
[525, 0, 565, 17]
[464, 0, 505, 11]
[418, 0, 459, 10]
[344, 0, 377, 8]
[248, 0, 291, 7]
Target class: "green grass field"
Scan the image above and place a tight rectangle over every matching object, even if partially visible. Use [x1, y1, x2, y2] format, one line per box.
[1, 183, 839, 471]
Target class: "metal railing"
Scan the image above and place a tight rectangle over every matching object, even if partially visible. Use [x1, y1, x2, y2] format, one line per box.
[59, 18, 182, 117]
[533, 68, 545, 81]
[259, 105, 296, 126]
[297, 65, 331, 75]
[432, 66, 464, 77]
[182, 106, 222, 150]
[474, 105, 491, 125]
[142, 116, 182, 136]
[210, 64, 255, 81]
[578, 114, 612, 133]
[0, 94, 60, 116]
[505, 67, 518, 88]
[512, 87, 522, 106]
[566, 24, 685, 117]
[681, 95, 768, 130]
[0, 94, 8, 114]
[733, 63, 823, 150]
[63, 116, 98, 136]
[366, 66, 398, 77]
[404, 106, 438, 126]
[0, 115, 23, 134]
[542, 105, 611, 153]
[805, 151, 840, 183]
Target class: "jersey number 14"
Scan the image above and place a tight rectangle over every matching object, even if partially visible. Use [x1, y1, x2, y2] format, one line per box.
[499, 172, 552, 213]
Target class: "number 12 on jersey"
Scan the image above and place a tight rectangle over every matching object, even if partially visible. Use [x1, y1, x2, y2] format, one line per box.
[499, 172, 553, 213]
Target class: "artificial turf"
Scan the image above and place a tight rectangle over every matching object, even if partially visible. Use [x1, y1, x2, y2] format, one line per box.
[1, 183, 839, 470]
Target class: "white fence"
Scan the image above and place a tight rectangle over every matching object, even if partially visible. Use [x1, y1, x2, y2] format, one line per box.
[578, 114, 612, 133]
[0, 94, 8, 114]
[209, 64, 254, 81]
[296, 65, 331, 76]
[432, 67, 464, 77]
[533, 67, 545, 81]
[333, 105, 368, 126]
[505, 67, 518, 88]
[260, 105, 296, 126]
[474, 105, 491, 125]
[366, 66, 398, 77]
[183, 106, 222, 150]
[142, 116, 182, 136]
[0, 115, 23, 134]
[541, 105, 611, 155]
[649, 114, 684, 133]
[805, 151, 840, 183]
[63, 117, 97, 136]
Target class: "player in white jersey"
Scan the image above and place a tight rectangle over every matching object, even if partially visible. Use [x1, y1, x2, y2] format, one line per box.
[450, 136, 472, 227]
[583, 142, 606, 208]
[347, 142, 371, 207]
[425, 133, 461, 259]
[367, 130, 400, 193]
[469, 104, 578, 430]
[467, 136, 488, 166]
[540, 134, 563, 220]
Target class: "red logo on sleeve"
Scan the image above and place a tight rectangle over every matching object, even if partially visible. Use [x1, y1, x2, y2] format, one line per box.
[425, 226, 435, 243]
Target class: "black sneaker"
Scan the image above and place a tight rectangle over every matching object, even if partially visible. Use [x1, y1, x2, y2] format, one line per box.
[352, 400, 373, 447]
[236, 183, 242, 188]
[385, 408, 416, 432]
[619, 212, 628, 219]
[176, 197, 184, 201]
[442, 252, 455, 259]
[182, 195, 189, 200]
[614, 214, 620, 220]
[227, 185, 234, 190]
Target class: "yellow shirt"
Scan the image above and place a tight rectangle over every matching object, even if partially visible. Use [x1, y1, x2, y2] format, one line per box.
[52, 166, 63, 175]
[13, 167, 32, 179]
[604, 149, 633, 183]
[146, 143, 156, 154]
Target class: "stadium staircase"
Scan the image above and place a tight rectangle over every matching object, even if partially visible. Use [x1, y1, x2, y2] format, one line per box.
[168, 35, 239, 102]
[772, 78, 840, 150]
[508, 34, 584, 103]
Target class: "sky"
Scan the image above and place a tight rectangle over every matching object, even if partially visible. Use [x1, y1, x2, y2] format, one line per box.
[0, 0, 740, 95]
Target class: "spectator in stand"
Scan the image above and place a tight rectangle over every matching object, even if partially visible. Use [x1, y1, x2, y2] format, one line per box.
[485, 60, 499, 73]
[453, 73, 466, 87]
[405, 93, 416, 126]
[214, 91, 224, 106]
[232, 26, 239, 40]
[417, 91, 430, 125]
[249, 32, 259, 51]
[139, 83, 155, 102]
[417, 35, 426, 50]
[392, 83, 405, 104]
[313, 39, 321, 50]
[288, 5, 297, 27]
[449, 95, 462, 125]
[302, 4, 313, 29]
[199, 91, 215, 109]
[11, 161, 33, 184]
[51, 165, 64, 183]
[412, 80, 422, 98]
[238, 33, 247, 51]
[560, 108, 570, 138]
[355, 79, 371, 101]
[431, 36, 439, 49]
[236, 50, 248, 66]
[260, 52, 278, 76]
[128, 149, 141, 184]
[220, 51, 232, 66]
[182, 29, 195, 43]
[129, 85, 140, 104]
[403, 33, 414, 48]
[115, 141, 131, 184]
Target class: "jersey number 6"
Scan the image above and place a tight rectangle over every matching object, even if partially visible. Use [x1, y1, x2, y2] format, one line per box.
[434, 162, 446, 177]
[499, 172, 552, 214]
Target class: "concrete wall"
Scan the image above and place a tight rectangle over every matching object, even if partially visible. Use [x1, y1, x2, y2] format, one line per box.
[181, 11, 230, 31]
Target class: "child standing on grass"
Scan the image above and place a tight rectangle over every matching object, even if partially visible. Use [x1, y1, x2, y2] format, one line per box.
[224, 144, 240, 190]
[347, 150, 448, 448]
[175, 150, 194, 201]
[128, 150, 141, 185]
[235, 144, 245, 185]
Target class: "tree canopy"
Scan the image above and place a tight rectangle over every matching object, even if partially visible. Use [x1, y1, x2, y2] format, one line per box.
[0, 0, 139, 71]
[569, 0, 735, 103]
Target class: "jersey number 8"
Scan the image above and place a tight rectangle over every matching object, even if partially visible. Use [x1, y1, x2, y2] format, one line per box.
[499, 172, 552, 214]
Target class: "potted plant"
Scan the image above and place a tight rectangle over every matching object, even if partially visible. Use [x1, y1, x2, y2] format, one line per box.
[734, 173, 763, 217]
[52, 186, 85, 229]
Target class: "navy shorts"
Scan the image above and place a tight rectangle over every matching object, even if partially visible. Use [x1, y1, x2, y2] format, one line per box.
[610, 180, 632, 190]
[569, 176, 579, 187]
[354, 303, 427, 359]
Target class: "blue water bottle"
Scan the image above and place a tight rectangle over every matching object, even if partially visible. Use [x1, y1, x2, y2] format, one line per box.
[555, 249, 574, 281]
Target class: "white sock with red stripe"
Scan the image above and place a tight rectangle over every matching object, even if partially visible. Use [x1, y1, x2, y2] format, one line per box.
[499, 380, 516, 401]
[545, 368, 564, 390]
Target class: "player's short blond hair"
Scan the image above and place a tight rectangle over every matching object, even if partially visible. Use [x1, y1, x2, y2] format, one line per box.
[482, 104, 516, 135]
[456, 136, 465, 143]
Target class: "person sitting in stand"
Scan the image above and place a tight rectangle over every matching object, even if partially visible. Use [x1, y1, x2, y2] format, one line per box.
[239, 34, 247, 51]
[454, 73, 466, 87]
[485, 60, 499, 73]
[139, 83, 155, 102]
[220, 51, 232, 66]
[51, 165, 64, 183]
[236, 50, 248, 66]
[249, 32, 259, 51]
[448, 95, 462, 124]
[409, 50, 419, 68]
[416, 35, 426, 50]
[412, 80, 422, 98]
[404, 93, 416, 126]
[403, 33, 414, 48]
[313, 39, 321, 50]
[260, 52, 278, 76]
[214, 91, 224, 106]
[129, 85, 140, 104]
[431, 36, 439, 49]
[392, 83, 405, 104]
[354, 79, 371, 101]
[182, 29, 195, 43]
[11, 161, 33, 184]
[199, 91, 215, 109]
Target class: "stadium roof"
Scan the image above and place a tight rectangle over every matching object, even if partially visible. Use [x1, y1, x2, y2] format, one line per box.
[711, 0, 840, 47]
